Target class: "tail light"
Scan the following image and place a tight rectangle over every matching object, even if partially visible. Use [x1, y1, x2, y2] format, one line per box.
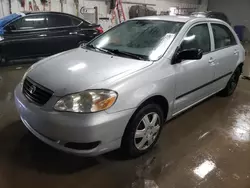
[96, 26, 104, 34]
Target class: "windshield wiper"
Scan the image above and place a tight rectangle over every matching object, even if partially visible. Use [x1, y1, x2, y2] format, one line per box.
[87, 45, 146, 60]
[104, 49, 146, 60]
[86, 44, 115, 55]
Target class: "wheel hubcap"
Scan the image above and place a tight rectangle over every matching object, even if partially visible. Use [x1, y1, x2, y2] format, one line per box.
[134, 112, 160, 150]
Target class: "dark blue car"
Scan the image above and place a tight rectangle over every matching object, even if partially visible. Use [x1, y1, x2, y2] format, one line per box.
[0, 12, 103, 64]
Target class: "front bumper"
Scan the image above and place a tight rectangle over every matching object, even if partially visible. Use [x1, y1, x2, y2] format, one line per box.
[14, 83, 134, 156]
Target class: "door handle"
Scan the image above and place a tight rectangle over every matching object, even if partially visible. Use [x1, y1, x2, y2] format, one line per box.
[234, 50, 239, 55]
[69, 31, 78, 35]
[208, 58, 215, 64]
[39, 34, 47, 37]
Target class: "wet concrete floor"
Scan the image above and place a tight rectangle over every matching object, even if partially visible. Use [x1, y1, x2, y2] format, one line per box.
[1, 58, 250, 188]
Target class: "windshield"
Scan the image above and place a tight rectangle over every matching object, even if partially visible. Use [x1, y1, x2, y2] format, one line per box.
[87, 20, 184, 61]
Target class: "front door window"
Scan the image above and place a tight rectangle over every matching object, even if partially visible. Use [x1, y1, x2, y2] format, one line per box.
[10, 15, 47, 30]
[180, 23, 211, 53]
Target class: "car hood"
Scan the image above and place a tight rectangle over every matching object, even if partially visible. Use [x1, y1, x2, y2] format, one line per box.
[28, 48, 152, 96]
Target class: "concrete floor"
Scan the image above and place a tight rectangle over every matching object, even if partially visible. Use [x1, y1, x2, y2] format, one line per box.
[1, 57, 250, 188]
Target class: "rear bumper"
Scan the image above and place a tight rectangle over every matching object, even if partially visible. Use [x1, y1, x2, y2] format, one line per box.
[15, 83, 134, 156]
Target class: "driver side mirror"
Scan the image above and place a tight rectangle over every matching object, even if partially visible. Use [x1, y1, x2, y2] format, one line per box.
[172, 48, 203, 64]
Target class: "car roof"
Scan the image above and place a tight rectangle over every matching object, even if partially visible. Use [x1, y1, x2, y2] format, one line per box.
[192, 11, 226, 15]
[131, 15, 223, 23]
[22, 11, 83, 18]
[132, 15, 192, 22]
[23, 11, 67, 15]
[191, 11, 207, 14]
[21, 11, 90, 23]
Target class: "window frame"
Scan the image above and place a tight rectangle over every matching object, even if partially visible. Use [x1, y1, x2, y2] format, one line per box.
[45, 13, 83, 29]
[178, 22, 212, 55]
[4, 13, 85, 33]
[210, 22, 238, 52]
[5, 14, 48, 32]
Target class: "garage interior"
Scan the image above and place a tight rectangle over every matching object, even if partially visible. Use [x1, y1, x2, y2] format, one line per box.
[1, 0, 250, 188]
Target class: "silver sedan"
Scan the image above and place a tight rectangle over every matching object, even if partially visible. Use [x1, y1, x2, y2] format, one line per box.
[15, 15, 245, 157]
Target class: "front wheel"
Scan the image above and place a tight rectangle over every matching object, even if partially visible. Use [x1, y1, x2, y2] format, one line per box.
[0, 56, 7, 66]
[121, 104, 164, 157]
[218, 68, 241, 97]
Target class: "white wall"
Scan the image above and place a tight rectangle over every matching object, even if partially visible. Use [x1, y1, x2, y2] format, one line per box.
[208, 0, 250, 29]
[0, 0, 204, 17]
[0, 0, 207, 30]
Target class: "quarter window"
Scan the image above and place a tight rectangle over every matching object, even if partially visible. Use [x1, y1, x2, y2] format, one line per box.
[11, 15, 47, 30]
[211, 24, 237, 49]
[180, 24, 211, 53]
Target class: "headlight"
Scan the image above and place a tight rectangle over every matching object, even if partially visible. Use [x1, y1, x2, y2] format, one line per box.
[54, 90, 117, 113]
[0, 36, 4, 41]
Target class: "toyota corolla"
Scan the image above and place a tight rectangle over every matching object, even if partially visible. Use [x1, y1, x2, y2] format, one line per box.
[15, 16, 245, 157]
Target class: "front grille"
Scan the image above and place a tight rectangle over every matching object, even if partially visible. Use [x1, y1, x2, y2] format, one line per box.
[23, 78, 53, 105]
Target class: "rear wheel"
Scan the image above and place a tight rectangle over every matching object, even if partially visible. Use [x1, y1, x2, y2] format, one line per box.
[218, 67, 241, 97]
[121, 104, 164, 157]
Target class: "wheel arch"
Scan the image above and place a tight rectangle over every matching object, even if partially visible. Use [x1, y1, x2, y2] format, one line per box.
[125, 95, 169, 131]
[136, 95, 169, 120]
[238, 62, 244, 73]
[121, 95, 169, 151]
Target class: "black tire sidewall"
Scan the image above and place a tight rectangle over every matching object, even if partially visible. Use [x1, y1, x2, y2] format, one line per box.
[121, 103, 164, 157]
[227, 68, 241, 95]
[219, 67, 241, 97]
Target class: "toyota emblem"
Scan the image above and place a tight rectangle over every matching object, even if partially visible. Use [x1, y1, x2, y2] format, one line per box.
[29, 85, 36, 94]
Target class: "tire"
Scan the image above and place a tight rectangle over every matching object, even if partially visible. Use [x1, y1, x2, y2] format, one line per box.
[218, 67, 241, 97]
[0, 56, 3, 66]
[0, 56, 6, 66]
[121, 103, 164, 157]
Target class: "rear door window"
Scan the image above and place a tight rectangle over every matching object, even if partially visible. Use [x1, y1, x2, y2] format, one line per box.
[47, 14, 81, 28]
[211, 24, 237, 49]
[11, 15, 47, 30]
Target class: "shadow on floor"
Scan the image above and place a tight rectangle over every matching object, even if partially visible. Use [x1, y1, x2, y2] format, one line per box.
[0, 88, 234, 175]
[0, 120, 99, 174]
[0, 58, 41, 67]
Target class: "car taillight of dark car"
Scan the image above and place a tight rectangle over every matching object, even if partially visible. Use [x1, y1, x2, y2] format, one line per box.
[96, 26, 104, 34]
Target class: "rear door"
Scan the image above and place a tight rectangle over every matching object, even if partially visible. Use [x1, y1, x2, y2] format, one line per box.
[174, 23, 215, 113]
[209, 23, 239, 91]
[2, 14, 48, 59]
[45, 13, 95, 54]
[77, 22, 101, 45]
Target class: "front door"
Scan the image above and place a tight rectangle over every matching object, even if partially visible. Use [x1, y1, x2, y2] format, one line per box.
[2, 14, 48, 59]
[173, 23, 215, 114]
